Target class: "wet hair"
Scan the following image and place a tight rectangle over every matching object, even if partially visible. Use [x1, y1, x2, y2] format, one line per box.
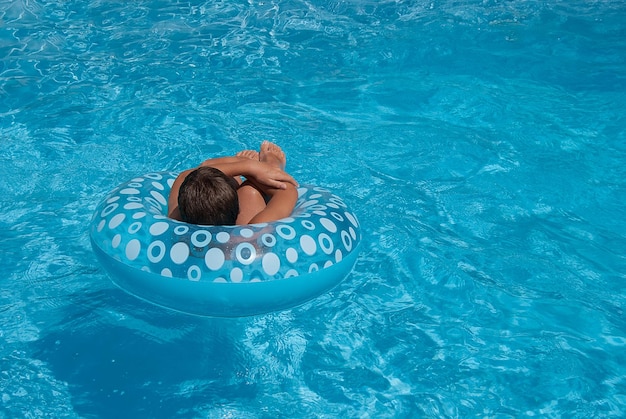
[177, 166, 239, 225]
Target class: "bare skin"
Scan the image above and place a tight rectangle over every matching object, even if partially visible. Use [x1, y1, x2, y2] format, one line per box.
[236, 149, 259, 160]
[237, 141, 297, 224]
[235, 150, 265, 224]
[167, 141, 298, 225]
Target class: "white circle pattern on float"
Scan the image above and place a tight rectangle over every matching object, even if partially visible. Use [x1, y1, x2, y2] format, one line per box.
[91, 173, 361, 291]
[286, 247, 298, 263]
[240, 228, 253, 238]
[236, 243, 256, 265]
[216, 232, 230, 243]
[149, 222, 169, 236]
[345, 212, 359, 227]
[301, 220, 316, 230]
[174, 225, 189, 235]
[320, 218, 337, 233]
[126, 239, 141, 261]
[144, 196, 162, 211]
[188, 265, 201, 281]
[170, 242, 190, 264]
[262, 253, 280, 276]
[301, 200, 319, 208]
[230, 268, 243, 283]
[261, 234, 276, 247]
[101, 203, 119, 217]
[120, 188, 140, 195]
[205, 247, 225, 271]
[109, 213, 126, 229]
[318, 233, 333, 255]
[329, 197, 347, 208]
[300, 235, 317, 256]
[277, 225, 296, 240]
[150, 190, 167, 206]
[191, 230, 211, 247]
[341, 230, 353, 251]
[148, 241, 166, 263]
[330, 212, 344, 222]
[128, 222, 142, 234]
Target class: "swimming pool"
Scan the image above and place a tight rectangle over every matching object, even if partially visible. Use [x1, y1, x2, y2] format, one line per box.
[1, 0, 625, 417]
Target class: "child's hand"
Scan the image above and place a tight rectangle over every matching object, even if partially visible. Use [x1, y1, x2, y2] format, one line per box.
[249, 160, 298, 191]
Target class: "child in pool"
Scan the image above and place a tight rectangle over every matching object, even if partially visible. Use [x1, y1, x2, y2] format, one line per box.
[167, 141, 298, 225]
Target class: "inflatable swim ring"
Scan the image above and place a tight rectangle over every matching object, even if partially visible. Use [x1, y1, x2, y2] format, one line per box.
[89, 172, 361, 317]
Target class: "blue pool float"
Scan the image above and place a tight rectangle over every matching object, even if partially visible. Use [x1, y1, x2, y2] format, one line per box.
[89, 172, 361, 317]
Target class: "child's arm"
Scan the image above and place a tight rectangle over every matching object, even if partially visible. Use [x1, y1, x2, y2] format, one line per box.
[244, 159, 298, 189]
[248, 183, 298, 224]
[202, 157, 297, 190]
[212, 158, 298, 222]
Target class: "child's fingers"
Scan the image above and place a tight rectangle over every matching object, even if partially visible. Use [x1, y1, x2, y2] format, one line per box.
[278, 172, 298, 187]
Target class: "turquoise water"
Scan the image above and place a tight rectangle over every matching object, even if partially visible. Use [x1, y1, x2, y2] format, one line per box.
[2, 0, 625, 417]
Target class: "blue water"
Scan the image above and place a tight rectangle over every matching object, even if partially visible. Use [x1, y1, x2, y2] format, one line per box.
[2, 0, 625, 417]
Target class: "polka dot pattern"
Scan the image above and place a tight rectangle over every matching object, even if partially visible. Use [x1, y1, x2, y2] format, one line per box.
[90, 172, 361, 286]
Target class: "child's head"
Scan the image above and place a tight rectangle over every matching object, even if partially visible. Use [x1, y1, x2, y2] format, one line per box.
[177, 167, 239, 225]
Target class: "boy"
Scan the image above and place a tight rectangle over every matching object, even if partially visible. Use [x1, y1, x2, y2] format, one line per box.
[167, 141, 298, 225]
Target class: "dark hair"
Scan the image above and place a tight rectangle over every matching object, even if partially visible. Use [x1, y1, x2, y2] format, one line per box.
[177, 167, 239, 225]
